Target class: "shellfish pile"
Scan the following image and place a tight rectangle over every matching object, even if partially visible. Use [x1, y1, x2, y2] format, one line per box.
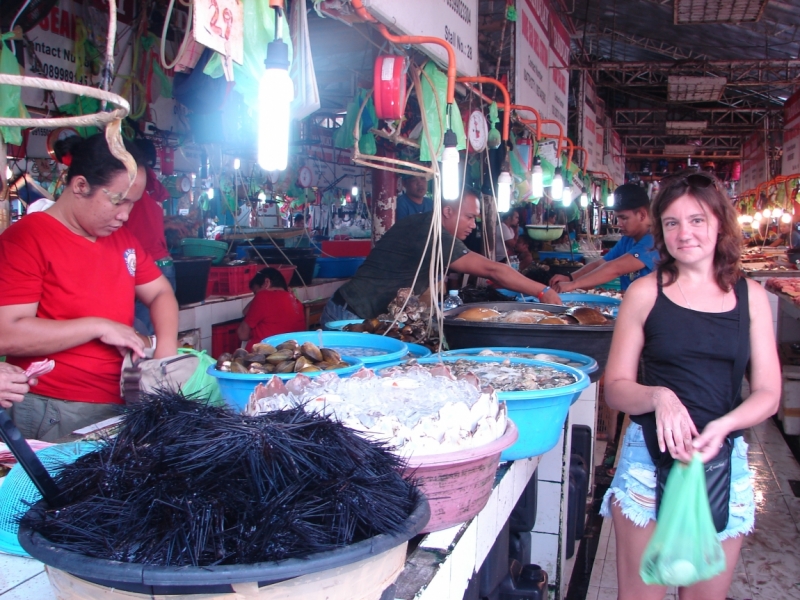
[215, 341, 349, 375]
[454, 306, 609, 325]
[245, 368, 507, 456]
[385, 359, 577, 392]
[343, 288, 438, 349]
[458, 348, 586, 368]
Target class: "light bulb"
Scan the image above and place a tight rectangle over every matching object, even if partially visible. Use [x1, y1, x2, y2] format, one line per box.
[773, 207, 783, 217]
[753, 212, 762, 222]
[531, 156, 544, 198]
[781, 212, 792, 224]
[497, 171, 512, 213]
[257, 191, 267, 201]
[562, 185, 573, 207]
[741, 215, 753, 224]
[207, 188, 215, 200]
[5, 166, 11, 180]
[737, 215, 746, 224]
[606, 192, 614, 207]
[351, 185, 359, 198]
[258, 40, 294, 171]
[233, 158, 241, 170]
[441, 129, 460, 201]
[580, 192, 589, 207]
[763, 208, 772, 218]
[551, 166, 564, 200]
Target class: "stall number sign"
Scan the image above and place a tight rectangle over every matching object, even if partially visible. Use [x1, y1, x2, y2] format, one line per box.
[741, 131, 768, 193]
[193, 0, 244, 65]
[366, 0, 478, 77]
[514, 0, 549, 125]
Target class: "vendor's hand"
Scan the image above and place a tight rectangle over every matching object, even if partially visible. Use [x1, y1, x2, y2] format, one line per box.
[541, 288, 562, 305]
[0, 362, 30, 408]
[653, 387, 698, 462]
[692, 418, 733, 463]
[98, 321, 146, 359]
[552, 280, 575, 294]
[549, 274, 571, 287]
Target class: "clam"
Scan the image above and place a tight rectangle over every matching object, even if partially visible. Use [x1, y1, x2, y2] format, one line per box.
[216, 352, 233, 369]
[320, 348, 341, 363]
[294, 356, 312, 372]
[230, 361, 249, 374]
[276, 340, 299, 352]
[566, 306, 608, 325]
[538, 316, 567, 325]
[456, 307, 501, 321]
[232, 348, 248, 360]
[300, 365, 322, 373]
[276, 360, 296, 373]
[300, 341, 323, 362]
[245, 353, 267, 365]
[252, 343, 276, 355]
[249, 364, 272, 374]
[266, 349, 295, 364]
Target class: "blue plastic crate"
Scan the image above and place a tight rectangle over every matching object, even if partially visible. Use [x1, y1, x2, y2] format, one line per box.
[315, 257, 366, 278]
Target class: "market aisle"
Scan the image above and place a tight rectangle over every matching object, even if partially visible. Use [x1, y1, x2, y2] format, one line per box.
[585, 417, 800, 600]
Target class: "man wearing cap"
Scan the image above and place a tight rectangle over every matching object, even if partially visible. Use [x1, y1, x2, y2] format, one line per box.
[550, 184, 658, 292]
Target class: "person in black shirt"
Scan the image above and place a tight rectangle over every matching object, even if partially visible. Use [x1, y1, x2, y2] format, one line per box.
[321, 187, 561, 323]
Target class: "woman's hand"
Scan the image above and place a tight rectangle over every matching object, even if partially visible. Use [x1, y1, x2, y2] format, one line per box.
[0, 362, 30, 408]
[692, 417, 733, 463]
[653, 387, 698, 462]
[98, 320, 146, 358]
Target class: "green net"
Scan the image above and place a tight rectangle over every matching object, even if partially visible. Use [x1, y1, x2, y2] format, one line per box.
[0, 33, 30, 146]
[639, 455, 727, 587]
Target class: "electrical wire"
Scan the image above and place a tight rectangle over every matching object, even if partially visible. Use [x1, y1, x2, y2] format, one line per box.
[9, 0, 31, 32]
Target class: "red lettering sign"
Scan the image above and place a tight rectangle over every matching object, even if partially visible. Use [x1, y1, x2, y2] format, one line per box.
[524, 0, 550, 34]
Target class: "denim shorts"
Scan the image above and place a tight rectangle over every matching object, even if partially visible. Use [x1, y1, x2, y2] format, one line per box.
[600, 422, 755, 541]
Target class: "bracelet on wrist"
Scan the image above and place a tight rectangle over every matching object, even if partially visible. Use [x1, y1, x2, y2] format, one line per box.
[537, 286, 551, 301]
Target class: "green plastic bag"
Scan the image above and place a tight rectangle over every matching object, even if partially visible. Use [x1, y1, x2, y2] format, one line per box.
[639, 455, 726, 587]
[0, 33, 30, 146]
[177, 349, 226, 407]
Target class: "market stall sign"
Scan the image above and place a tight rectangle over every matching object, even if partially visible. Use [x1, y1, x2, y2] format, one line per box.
[514, 0, 550, 128]
[548, 8, 570, 131]
[580, 72, 597, 172]
[192, 0, 244, 66]
[741, 130, 768, 193]
[783, 89, 800, 176]
[604, 128, 625, 186]
[365, 0, 478, 77]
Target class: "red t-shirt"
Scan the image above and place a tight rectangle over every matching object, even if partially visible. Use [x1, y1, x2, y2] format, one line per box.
[244, 290, 306, 350]
[124, 168, 170, 261]
[0, 213, 162, 404]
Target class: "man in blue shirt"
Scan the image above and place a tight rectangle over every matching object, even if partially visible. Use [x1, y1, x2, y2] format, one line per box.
[395, 174, 433, 221]
[550, 184, 659, 292]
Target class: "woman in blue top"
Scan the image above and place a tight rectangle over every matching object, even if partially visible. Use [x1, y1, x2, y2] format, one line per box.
[551, 184, 660, 292]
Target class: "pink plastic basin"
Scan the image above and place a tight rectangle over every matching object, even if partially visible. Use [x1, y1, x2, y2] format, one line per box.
[402, 420, 518, 533]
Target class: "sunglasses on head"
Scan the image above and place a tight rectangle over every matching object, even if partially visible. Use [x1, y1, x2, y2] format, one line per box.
[662, 170, 721, 191]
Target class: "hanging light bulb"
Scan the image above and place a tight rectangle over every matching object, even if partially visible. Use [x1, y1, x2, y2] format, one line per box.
[763, 208, 772, 219]
[351, 185, 359, 198]
[497, 171, 512, 213]
[773, 207, 783, 218]
[441, 129, 460, 201]
[781, 212, 792, 224]
[531, 155, 544, 199]
[551, 166, 564, 200]
[207, 187, 215, 200]
[740, 215, 753, 224]
[580, 192, 589, 208]
[562, 185, 573, 207]
[5, 166, 11, 180]
[233, 158, 241, 170]
[753, 211, 763, 222]
[606, 191, 614, 207]
[258, 34, 294, 171]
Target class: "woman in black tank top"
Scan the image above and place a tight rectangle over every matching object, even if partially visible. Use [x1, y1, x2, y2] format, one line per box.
[602, 172, 781, 600]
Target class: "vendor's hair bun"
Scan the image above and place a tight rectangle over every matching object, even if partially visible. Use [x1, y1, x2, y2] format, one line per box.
[53, 135, 82, 163]
[60, 133, 144, 187]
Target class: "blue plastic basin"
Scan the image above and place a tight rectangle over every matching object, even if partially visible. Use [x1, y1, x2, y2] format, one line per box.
[324, 319, 363, 331]
[207, 355, 364, 411]
[512, 292, 621, 317]
[405, 343, 432, 359]
[377, 355, 589, 461]
[264, 332, 408, 368]
[442, 347, 598, 382]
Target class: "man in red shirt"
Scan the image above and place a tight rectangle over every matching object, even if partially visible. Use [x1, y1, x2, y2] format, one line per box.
[124, 139, 175, 335]
[0, 134, 178, 440]
[238, 268, 306, 351]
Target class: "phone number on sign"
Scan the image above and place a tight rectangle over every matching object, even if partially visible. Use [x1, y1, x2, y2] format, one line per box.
[37, 62, 90, 85]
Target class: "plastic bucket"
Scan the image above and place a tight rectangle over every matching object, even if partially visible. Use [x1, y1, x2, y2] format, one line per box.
[380, 356, 589, 461]
[401, 421, 518, 533]
[324, 319, 363, 331]
[405, 343, 432, 359]
[264, 332, 408, 368]
[207, 356, 364, 410]
[18, 495, 430, 597]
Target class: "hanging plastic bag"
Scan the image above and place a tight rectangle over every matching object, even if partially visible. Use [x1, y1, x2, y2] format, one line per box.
[640, 455, 727, 587]
[334, 88, 376, 155]
[177, 349, 226, 407]
[0, 33, 30, 146]
[289, 0, 320, 120]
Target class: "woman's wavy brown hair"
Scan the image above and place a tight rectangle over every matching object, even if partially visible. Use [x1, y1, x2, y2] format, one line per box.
[651, 170, 741, 292]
